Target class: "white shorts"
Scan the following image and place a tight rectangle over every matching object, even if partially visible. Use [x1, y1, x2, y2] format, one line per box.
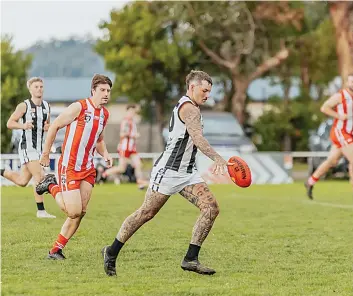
[149, 167, 204, 196]
[18, 149, 41, 165]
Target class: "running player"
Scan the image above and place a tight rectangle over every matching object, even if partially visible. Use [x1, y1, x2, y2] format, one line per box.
[305, 73, 353, 199]
[1, 77, 55, 218]
[101, 70, 228, 276]
[97, 104, 148, 189]
[35, 74, 113, 259]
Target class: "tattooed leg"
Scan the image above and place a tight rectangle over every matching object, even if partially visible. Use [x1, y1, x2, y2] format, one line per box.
[117, 188, 170, 243]
[179, 182, 220, 246]
[102, 189, 169, 276]
[178, 182, 219, 275]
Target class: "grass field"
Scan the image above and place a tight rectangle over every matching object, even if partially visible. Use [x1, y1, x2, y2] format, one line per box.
[2, 182, 353, 296]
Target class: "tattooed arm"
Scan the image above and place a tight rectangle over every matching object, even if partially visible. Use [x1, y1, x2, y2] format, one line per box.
[179, 103, 227, 174]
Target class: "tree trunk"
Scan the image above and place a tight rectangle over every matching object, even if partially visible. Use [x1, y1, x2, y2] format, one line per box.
[283, 82, 291, 152]
[300, 56, 311, 94]
[231, 79, 249, 125]
[222, 79, 234, 112]
[330, 2, 353, 85]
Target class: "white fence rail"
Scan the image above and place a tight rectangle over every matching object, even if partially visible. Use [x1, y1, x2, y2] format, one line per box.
[0, 151, 334, 186]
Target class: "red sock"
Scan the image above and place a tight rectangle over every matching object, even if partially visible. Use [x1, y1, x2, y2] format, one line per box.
[49, 184, 60, 199]
[50, 234, 68, 254]
[308, 175, 319, 186]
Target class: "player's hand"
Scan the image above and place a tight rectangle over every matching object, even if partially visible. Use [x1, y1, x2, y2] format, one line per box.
[338, 114, 349, 121]
[212, 157, 227, 175]
[104, 153, 113, 168]
[40, 152, 50, 167]
[23, 121, 34, 130]
[43, 121, 50, 131]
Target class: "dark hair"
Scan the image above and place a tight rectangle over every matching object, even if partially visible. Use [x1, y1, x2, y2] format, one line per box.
[91, 74, 113, 95]
[186, 70, 212, 89]
[126, 104, 136, 111]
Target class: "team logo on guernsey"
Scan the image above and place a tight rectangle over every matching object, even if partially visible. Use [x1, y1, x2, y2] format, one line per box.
[84, 114, 92, 123]
[84, 111, 92, 123]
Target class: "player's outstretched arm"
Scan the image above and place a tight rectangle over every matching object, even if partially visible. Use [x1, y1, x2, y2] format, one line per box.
[42, 102, 81, 156]
[320, 93, 347, 120]
[6, 102, 33, 130]
[96, 133, 113, 168]
[180, 103, 227, 175]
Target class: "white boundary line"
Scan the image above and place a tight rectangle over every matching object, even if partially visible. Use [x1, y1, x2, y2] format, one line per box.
[224, 193, 353, 210]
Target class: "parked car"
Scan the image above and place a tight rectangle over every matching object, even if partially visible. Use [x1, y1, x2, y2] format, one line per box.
[308, 119, 348, 176]
[11, 106, 66, 154]
[162, 111, 257, 153]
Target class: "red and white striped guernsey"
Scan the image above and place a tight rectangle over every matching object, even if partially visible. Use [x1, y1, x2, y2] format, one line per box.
[332, 89, 353, 135]
[59, 98, 109, 172]
[119, 117, 137, 152]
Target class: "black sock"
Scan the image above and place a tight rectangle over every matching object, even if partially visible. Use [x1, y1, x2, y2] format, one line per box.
[108, 238, 124, 257]
[184, 244, 201, 261]
[36, 202, 45, 211]
[0, 169, 4, 177]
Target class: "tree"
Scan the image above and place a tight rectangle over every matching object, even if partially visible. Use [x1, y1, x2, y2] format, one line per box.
[258, 2, 336, 151]
[95, 2, 202, 128]
[1, 36, 32, 153]
[175, 1, 304, 124]
[329, 1, 353, 85]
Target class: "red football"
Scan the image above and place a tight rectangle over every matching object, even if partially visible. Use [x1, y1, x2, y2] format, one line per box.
[227, 156, 252, 188]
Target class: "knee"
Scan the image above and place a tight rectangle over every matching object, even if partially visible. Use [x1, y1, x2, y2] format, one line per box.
[18, 179, 29, 187]
[66, 210, 82, 219]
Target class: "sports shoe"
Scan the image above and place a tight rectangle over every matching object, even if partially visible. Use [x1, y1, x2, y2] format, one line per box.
[37, 210, 56, 219]
[47, 249, 66, 260]
[101, 246, 117, 276]
[181, 259, 216, 275]
[304, 182, 314, 200]
[36, 174, 57, 195]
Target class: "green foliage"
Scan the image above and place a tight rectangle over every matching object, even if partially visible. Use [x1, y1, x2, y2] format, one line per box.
[1, 37, 32, 153]
[254, 97, 325, 151]
[95, 2, 202, 122]
[270, 3, 336, 94]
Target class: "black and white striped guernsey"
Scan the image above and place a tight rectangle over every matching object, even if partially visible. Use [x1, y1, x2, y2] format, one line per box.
[154, 96, 202, 173]
[19, 99, 50, 152]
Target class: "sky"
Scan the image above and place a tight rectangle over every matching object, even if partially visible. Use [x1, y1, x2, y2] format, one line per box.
[1, 0, 129, 50]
